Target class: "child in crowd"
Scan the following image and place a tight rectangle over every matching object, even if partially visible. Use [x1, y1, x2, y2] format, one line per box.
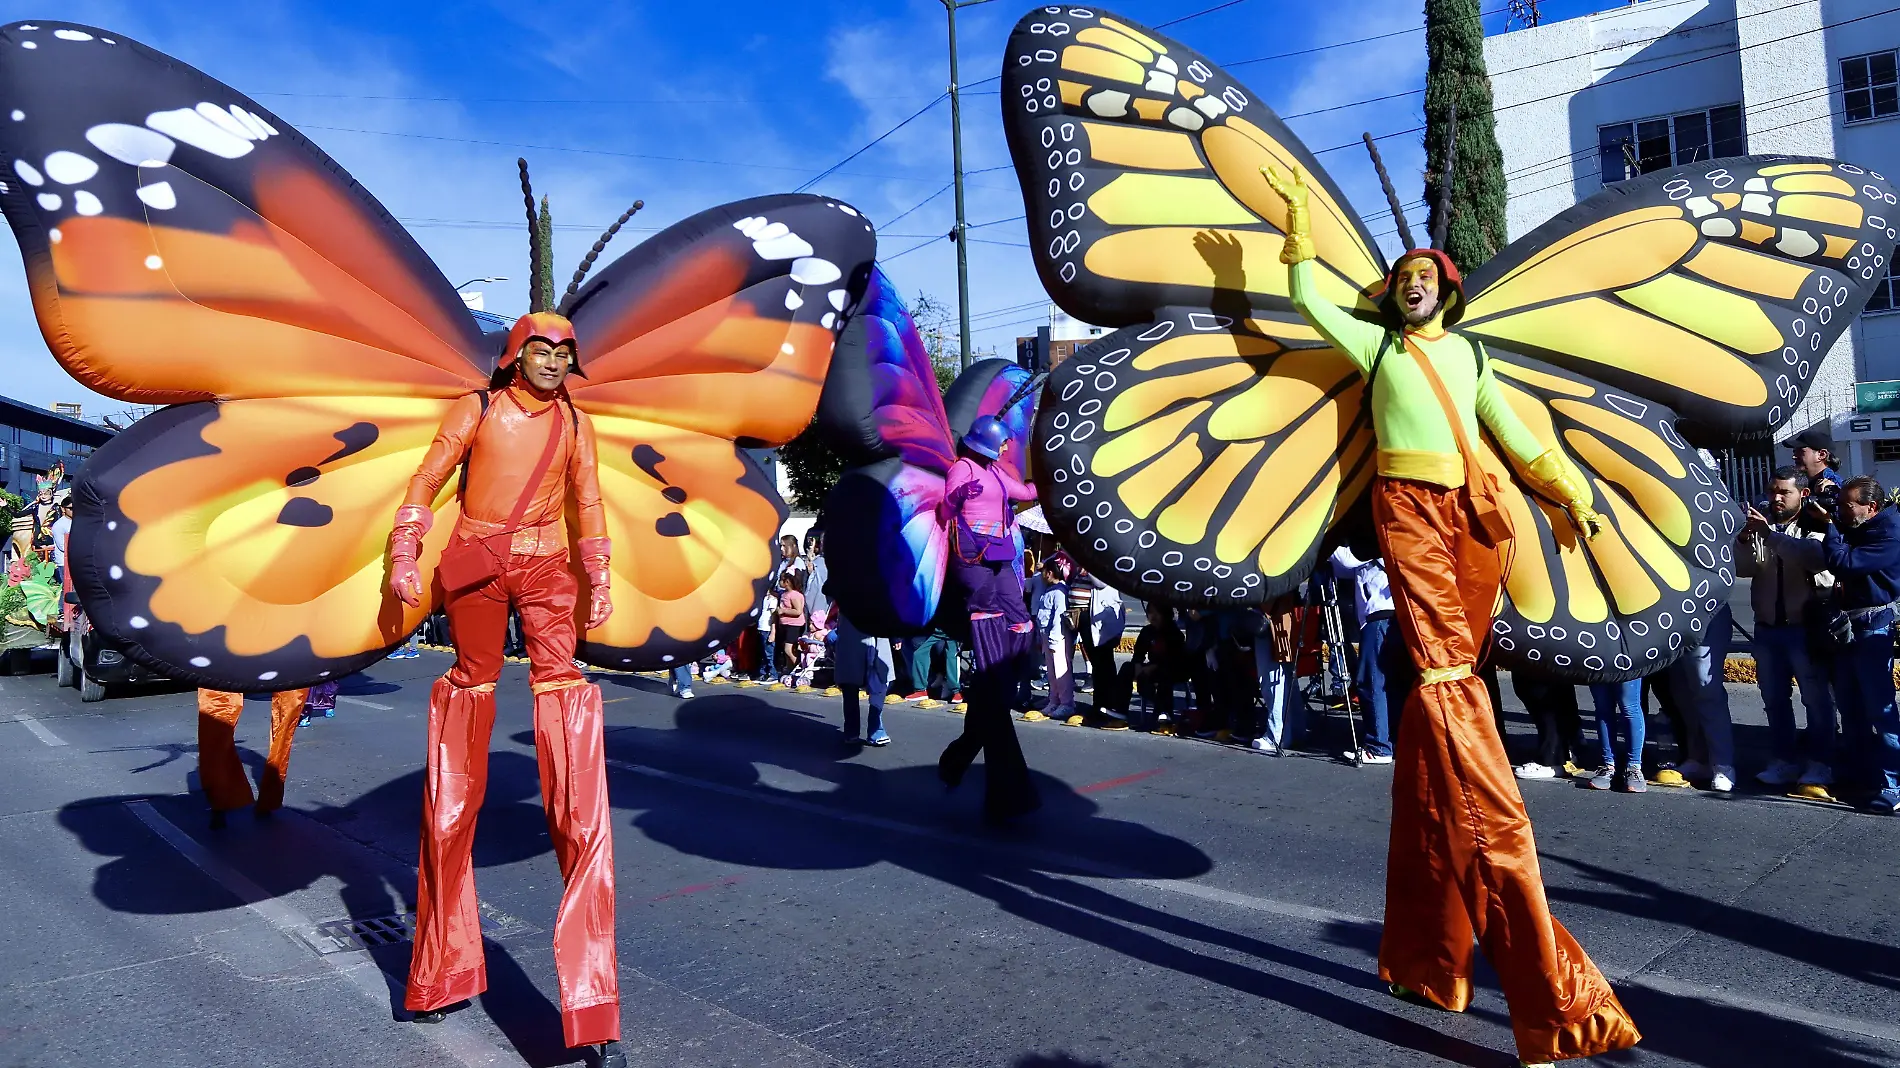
[1034, 560, 1074, 723]
[795, 609, 831, 687]
[773, 571, 805, 686]
[1122, 602, 1186, 732]
[702, 648, 733, 683]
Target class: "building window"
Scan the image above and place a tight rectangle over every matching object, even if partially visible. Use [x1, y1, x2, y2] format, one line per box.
[1876, 439, 1900, 462]
[1843, 51, 1900, 124]
[1598, 104, 1744, 185]
[1868, 262, 1900, 315]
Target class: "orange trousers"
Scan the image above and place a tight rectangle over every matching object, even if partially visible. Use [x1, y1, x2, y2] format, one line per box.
[197, 688, 308, 814]
[1372, 478, 1640, 1062]
[405, 551, 620, 1048]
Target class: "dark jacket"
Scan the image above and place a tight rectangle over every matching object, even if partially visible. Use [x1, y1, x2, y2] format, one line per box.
[1792, 505, 1900, 611]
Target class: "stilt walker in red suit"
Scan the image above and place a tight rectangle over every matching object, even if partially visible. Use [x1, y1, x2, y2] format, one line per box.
[388, 311, 626, 1068]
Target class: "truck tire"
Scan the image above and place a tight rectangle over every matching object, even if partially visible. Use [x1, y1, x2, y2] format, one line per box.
[80, 667, 106, 702]
[56, 641, 75, 688]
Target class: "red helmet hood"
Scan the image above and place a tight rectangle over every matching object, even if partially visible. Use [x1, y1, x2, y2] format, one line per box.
[1377, 248, 1465, 327]
[500, 311, 583, 376]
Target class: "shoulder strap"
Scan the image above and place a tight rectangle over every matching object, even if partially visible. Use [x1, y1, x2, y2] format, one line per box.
[1365, 331, 1395, 398]
[1401, 336, 1483, 466]
[456, 390, 492, 499]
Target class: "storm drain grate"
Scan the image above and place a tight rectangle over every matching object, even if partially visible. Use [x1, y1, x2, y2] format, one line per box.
[298, 908, 534, 956]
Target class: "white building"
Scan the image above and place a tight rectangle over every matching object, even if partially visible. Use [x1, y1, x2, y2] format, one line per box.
[1487, 0, 1900, 481]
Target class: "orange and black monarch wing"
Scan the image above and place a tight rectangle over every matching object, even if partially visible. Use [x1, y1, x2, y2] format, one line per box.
[560, 195, 877, 669]
[0, 21, 495, 690]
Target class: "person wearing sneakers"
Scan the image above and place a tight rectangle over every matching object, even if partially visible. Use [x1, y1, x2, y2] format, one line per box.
[1250, 593, 1303, 754]
[833, 605, 893, 747]
[1331, 545, 1400, 765]
[1740, 467, 1837, 795]
[1511, 669, 1586, 782]
[1087, 580, 1129, 728]
[1662, 452, 1739, 794]
[1035, 560, 1077, 723]
[1583, 679, 1647, 793]
[1752, 475, 1900, 812]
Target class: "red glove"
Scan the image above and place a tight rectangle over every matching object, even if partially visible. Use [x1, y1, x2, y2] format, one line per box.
[389, 505, 432, 607]
[579, 537, 613, 630]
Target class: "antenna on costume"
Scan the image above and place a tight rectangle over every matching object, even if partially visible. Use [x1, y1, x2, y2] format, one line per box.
[1430, 101, 1460, 252]
[998, 372, 1049, 417]
[518, 158, 548, 314]
[558, 199, 647, 315]
[1362, 132, 1417, 253]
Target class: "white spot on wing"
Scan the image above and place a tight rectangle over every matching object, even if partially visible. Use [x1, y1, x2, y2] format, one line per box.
[8, 110, 20, 122]
[190, 656, 210, 667]
[129, 615, 148, 629]
[34, 192, 58, 210]
[1086, 90, 1130, 117]
[52, 28, 92, 40]
[72, 190, 101, 215]
[790, 257, 841, 285]
[145, 107, 254, 159]
[784, 289, 803, 311]
[1776, 228, 1820, 258]
[1166, 107, 1204, 131]
[828, 289, 848, 311]
[136, 181, 176, 210]
[109, 565, 122, 579]
[194, 102, 257, 143]
[12, 159, 42, 186]
[42, 150, 96, 184]
[86, 123, 175, 166]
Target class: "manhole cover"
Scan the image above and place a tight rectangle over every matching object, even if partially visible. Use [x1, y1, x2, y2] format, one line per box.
[298, 909, 530, 955]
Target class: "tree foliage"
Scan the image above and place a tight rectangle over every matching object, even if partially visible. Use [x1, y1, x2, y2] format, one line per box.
[1423, 0, 1510, 272]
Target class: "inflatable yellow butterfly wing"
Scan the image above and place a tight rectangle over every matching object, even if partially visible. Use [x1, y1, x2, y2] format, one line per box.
[1005, 6, 1898, 679]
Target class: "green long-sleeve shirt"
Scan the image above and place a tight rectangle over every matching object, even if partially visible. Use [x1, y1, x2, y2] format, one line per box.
[1288, 259, 1546, 489]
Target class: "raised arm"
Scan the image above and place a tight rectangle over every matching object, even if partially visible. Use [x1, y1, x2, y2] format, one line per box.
[1261, 165, 1386, 374]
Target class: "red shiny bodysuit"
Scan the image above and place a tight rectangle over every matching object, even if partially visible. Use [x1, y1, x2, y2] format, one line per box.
[387, 315, 620, 1049]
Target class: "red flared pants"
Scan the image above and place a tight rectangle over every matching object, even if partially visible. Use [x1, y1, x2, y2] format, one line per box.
[1372, 477, 1639, 1062]
[197, 688, 307, 813]
[404, 551, 620, 1048]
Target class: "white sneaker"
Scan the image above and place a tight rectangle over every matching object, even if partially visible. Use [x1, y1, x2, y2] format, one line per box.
[1710, 767, 1735, 793]
[1799, 760, 1835, 785]
[1756, 759, 1802, 786]
[1675, 760, 1711, 782]
[679, 689, 695, 700]
[1249, 737, 1282, 755]
[1357, 750, 1394, 765]
[1514, 762, 1558, 780]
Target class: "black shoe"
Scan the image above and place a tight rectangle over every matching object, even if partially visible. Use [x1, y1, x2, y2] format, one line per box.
[410, 1000, 468, 1024]
[596, 1040, 629, 1068]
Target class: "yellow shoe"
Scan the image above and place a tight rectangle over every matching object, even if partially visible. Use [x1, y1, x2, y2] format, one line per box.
[1021, 709, 1048, 722]
[1064, 714, 1085, 726]
[824, 686, 842, 697]
[1562, 761, 1586, 779]
[1652, 768, 1690, 788]
[916, 698, 941, 708]
[1215, 729, 1234, 744]
[951, 702, 967, 714]
[1098, 718, 1129, 731]
[1789, 783, 1836, 801]
[1152, 721, 1177, 736]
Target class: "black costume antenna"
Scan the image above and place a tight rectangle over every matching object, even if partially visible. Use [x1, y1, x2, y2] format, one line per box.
[1362, 132, 1417, 253]
[998, 372, 1049, 417]
[1430, 101, 1459, 252]
[518, 158, 545, 313]
[559, 199, 646, 315]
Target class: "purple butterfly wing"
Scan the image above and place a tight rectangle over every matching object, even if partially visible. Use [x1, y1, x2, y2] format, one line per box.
[816, 267, 955, 472]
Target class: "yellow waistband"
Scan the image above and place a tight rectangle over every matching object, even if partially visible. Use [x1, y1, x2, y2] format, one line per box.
[531, 677, 592, 696]
[1377, 449, 1464, 489]
[1419, 664, 1473, 685]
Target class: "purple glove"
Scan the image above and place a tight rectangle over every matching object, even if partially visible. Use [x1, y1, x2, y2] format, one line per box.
[947, 479, 985, 506]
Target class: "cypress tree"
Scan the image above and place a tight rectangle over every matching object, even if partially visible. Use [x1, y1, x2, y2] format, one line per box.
[535, 195, 556, 313]
[1422, 0, 1509, 271]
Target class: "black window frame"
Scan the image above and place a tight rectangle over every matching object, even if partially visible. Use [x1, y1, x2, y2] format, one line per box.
[1598, 103, 1745, 186]
[1843, 50, 1900, 125]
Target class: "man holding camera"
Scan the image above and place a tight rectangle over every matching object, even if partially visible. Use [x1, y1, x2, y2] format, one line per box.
[1784, 427, 1844, 530]
[1749, 475, 1900, 813]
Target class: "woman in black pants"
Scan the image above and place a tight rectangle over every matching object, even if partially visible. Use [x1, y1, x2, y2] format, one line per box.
[1510, 667, 1586, 779]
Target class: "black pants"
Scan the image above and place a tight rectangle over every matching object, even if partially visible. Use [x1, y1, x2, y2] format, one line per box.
[1085, 639, 1122, 712]
[1512, 669, 1584, 768]
[939, 639, 1038, 822]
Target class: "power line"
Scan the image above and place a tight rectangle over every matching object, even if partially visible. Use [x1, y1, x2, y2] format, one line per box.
[1223, 2, 1516, 68]
[1156, 0, 1256, 29]
[796, 94, 949, 193]
[251, 90, 947, 106]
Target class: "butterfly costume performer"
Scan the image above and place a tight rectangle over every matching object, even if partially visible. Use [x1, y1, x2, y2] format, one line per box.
[0, 21, 875, 1064]
[816, 270, 1042, 821]
[1001, 7, 1897, 1063]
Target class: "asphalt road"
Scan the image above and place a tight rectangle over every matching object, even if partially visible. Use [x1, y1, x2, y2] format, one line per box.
[1, 652, 1896, 1068]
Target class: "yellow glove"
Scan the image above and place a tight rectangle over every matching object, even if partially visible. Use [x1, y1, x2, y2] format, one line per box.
[1526, 449, 1603, 539]
[1260, 164, 1315, 265]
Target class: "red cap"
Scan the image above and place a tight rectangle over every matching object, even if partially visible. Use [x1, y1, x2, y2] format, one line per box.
[500, 311, 582, 374]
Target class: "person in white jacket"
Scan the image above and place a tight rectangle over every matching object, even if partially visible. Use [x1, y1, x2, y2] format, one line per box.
[1086, 582, 1128, 726]
[1330, 545, 1401, 764]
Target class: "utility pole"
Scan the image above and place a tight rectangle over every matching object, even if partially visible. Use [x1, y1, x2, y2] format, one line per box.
[944, 0, 980, 370]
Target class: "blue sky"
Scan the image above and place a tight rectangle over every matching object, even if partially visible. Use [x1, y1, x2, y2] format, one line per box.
[0, 0, 1608, 415]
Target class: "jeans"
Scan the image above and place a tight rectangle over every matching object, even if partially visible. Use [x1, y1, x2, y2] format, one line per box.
[1665, 605, 1734, 770]
[1831, 619, 1900, 793]
[1589, 679, 1645, 771]
[670, 665, 693, 694]
[1754, 622, 1836, 765]
[1256, 642, 1300, 748]
[760, 631, 777, 679]
[1355, 615, 1401, 757]
[910, 633, 962, 697]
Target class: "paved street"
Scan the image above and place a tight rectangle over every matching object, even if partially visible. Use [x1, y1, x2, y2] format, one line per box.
[2, 653, 1897, 1068]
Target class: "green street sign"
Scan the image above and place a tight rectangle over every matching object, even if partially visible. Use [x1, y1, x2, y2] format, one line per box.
[1857, 380, 1900, 413]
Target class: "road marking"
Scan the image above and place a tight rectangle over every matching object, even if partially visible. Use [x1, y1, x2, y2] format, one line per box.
[126, 801, 517, 1067]
[1077, 768, 1164, 793]
[334, 696, 393, 710]
[604, 756, 1900, 1048]
[12, 713, 66, 746]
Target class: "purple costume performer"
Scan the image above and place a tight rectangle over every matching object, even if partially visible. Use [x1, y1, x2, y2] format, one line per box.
[935, 416, 1041, 822]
